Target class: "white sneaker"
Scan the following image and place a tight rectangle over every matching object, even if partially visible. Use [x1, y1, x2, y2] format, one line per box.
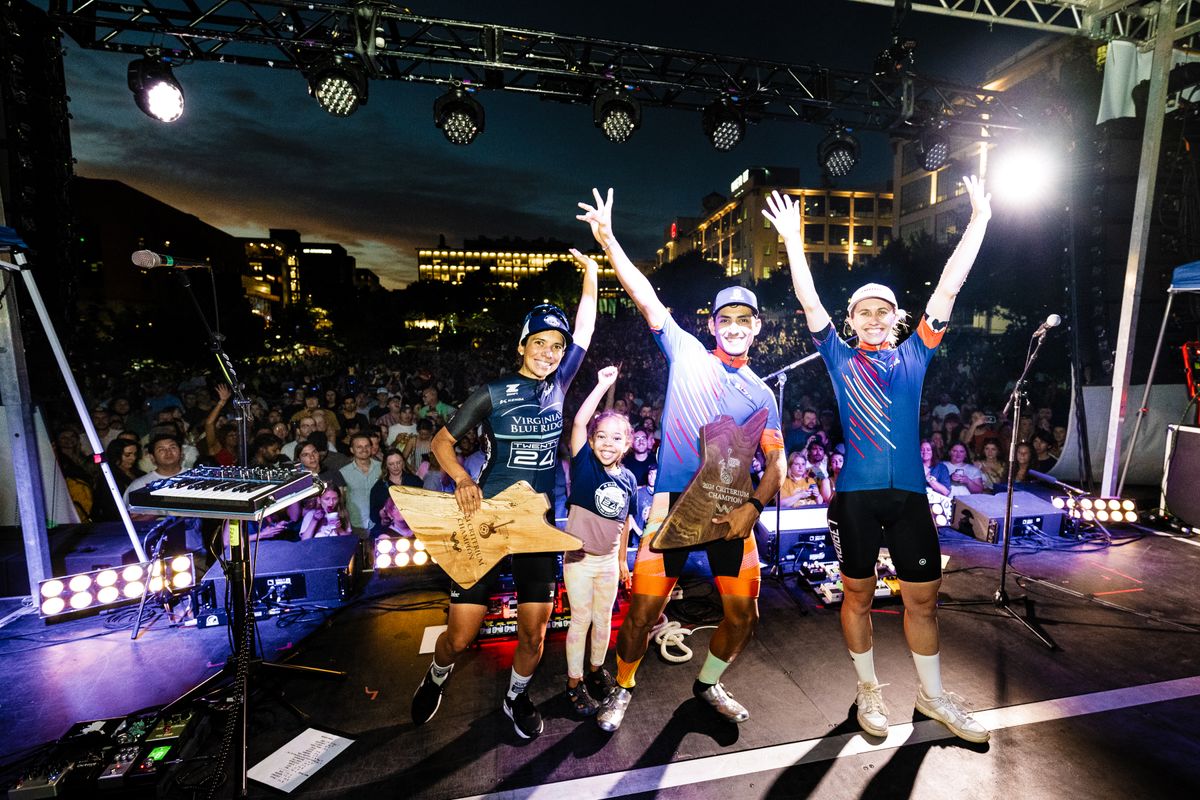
[855, 681, 889, 737]
[915, 687, 990, 743]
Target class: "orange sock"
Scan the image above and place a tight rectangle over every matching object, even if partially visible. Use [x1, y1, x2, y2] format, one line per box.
[616, 655, 643, 689]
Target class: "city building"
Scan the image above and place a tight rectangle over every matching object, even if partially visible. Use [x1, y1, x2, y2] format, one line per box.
[658, 167, 894, 280]
[417, 236, 620, 297]
[238, 230, 361, 321]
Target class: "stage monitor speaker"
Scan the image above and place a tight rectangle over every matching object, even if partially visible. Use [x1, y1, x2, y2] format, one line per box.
[755, 505, 831, 573]
[951, 492, 1064, 543]
[1164, 425, 1200, 527]
[200, 536, 360, 607]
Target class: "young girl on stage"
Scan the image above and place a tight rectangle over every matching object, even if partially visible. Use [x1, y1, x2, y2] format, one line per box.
[563, 366, 637, 717]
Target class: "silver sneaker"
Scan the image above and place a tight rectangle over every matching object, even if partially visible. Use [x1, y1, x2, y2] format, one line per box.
[695, 682, 750, 723]
[597, 687, 632, 732]
[915, 687, 990, 743]
[855, 681, 890, 737]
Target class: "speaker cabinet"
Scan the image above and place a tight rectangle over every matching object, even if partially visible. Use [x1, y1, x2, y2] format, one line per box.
[1164, 425, 1200, 527]
[754, 506, 831, 573]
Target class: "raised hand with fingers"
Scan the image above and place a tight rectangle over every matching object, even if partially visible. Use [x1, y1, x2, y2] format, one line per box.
[569, 248, 599, 276]
[576, 187, 615, 246]
[596, 365, 619, 388]
[962, 175, 992, 222]
[762, 190, 802, 242]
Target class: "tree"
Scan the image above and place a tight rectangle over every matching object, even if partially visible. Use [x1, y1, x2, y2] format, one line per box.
[650, 251, 728, 315]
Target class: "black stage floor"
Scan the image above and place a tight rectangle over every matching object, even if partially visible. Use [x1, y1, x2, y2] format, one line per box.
[3, 521, 1200, 799]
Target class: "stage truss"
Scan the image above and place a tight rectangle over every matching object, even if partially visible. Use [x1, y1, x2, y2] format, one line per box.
[47, 0, 1027, 138]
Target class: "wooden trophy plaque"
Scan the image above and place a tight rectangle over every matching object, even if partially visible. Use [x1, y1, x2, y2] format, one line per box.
[650, 408, 769, 550]
[388, 481, 582, 588]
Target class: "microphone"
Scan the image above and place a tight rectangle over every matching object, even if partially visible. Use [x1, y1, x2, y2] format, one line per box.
[131, 249, 211, 270]
[1033, 313, 1062, 337]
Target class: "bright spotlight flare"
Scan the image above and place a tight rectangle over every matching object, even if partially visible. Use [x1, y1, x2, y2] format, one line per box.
[128, 56, 185, 122]
[990, 145, 1059, 207]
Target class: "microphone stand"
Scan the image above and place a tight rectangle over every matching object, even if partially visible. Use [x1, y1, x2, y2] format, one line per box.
[941, 325, 1057, 650]
[0, 249, 148, 563]
[762, 352, 822, 587]
[163, 270, 344, 798]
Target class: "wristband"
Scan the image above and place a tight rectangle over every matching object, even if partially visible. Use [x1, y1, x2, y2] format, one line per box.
[746, 497, 764, 514]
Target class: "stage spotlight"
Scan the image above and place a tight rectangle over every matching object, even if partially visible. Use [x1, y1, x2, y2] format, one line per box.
[374, 535, 432, 570]
[918, 126, 950, 171]
[592, 87, 641, 143]
[128, 57, 185, 122]
[307, 59, 368, 117]
[874, 37, 916, 79]
[434, 87, 485, 145]
[702, 98, 745, 152]
[818, 126, 859, 178]
[37, 555, 195, 619]
[927, 495, 951, 527]
[989, 143, 1058, 207]
[1051, 496, 1067, 509]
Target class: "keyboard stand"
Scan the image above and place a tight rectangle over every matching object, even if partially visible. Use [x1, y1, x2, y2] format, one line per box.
[161, 268, 343, 799]
[163, 517, 346, 795]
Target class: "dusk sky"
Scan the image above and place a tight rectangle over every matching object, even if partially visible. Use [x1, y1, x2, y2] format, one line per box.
[60, 1, 1044, 288]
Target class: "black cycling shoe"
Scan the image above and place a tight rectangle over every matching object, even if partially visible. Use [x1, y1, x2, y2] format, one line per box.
[503, 691, 544, 739]
[411, 667, 446, 725]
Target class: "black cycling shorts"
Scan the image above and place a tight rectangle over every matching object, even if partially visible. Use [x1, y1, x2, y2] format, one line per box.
[448, 552, 558, 605]
[827, 488, 942, 583]
[657, 492, 752, 579]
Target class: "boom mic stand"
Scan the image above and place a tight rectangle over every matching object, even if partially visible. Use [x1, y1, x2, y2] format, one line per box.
[941, 323, 1057, 650]
[160, 268, 343, 798]
[761, 351, 822, 588]
[759, 335, 854, 587]
[0, 242, 148, 564]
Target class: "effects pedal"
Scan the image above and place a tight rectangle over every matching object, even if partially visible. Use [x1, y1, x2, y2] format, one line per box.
[818, 583, 844, 604]
[146, 710, 194, 743]
[96, 745, 143, 787]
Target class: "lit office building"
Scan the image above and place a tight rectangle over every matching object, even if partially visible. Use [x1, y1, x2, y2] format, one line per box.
[659, 167, 894, 279]
[417, 237, 619, 296]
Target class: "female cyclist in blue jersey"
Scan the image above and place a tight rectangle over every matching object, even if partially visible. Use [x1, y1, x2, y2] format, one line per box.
[764, 175, 993, 744]
[410, 254, 598, 740]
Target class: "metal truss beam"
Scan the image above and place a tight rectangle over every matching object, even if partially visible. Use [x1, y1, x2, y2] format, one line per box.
[46, 0, 1026, 137]
[850, 0, 1200, 47]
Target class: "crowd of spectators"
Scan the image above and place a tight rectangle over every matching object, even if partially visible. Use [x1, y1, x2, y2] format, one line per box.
[48, 309, 1070, 543]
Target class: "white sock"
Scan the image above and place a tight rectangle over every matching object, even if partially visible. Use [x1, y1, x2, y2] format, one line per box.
[912, 651, 944, 698]
[507, 668, 532, 700]
[849, 648, 879, 685]
[429, 659, 453, 686]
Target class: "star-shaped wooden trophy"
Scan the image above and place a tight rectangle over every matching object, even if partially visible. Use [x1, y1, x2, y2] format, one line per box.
[650, 408, 768, 550]
[388, 481, 582, 588]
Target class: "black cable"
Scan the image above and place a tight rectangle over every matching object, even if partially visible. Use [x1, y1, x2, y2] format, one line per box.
[205, 564, 255, 800]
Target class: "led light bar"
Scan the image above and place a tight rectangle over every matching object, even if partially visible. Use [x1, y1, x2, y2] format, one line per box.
[38, 554, 195, 618]
[374, 535, 434, 570]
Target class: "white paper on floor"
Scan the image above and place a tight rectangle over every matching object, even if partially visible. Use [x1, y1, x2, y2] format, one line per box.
[420, 625, 447, 654]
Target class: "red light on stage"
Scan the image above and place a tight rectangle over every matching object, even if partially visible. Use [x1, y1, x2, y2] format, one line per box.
[670, 222, 678, 240]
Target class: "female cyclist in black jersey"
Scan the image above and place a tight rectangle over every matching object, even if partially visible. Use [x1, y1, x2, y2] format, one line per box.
[410, 254, 598, 740]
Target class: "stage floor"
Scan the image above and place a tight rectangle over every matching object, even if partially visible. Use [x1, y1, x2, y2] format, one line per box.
[2, 522, 1200, 799]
